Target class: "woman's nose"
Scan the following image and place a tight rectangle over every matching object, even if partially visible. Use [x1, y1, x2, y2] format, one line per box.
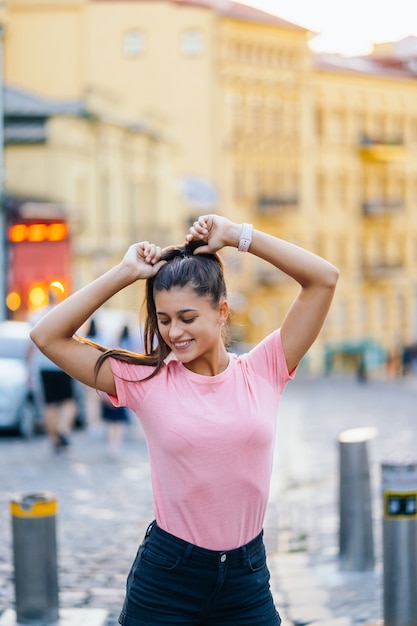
[169, 320, 183, 339]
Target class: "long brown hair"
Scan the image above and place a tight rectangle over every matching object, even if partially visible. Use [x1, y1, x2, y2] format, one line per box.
[89, 239, 227, 382]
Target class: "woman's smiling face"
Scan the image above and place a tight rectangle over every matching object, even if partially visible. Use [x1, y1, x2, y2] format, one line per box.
[155, 286, 228, 373]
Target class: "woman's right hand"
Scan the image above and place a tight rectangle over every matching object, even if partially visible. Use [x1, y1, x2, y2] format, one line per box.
[30, 240, 171, 395]
[121, 241, 169, 280]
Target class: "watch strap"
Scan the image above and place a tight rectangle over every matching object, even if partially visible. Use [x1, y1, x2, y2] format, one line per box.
[238, 223, 253, 252]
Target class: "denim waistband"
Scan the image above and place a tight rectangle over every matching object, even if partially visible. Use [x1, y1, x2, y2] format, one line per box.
[144, 521, 264, 567]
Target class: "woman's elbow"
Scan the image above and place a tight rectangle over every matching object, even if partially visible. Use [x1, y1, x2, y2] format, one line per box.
[30, 323, 48, 351]
[327, 264, 340, 290]
[308, 262, 340, 292]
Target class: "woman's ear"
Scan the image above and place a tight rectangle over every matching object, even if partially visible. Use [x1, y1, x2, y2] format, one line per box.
[219, 299, 229, 325]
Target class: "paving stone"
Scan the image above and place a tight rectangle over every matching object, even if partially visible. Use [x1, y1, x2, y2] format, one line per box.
[310, 618, 352, 626]
[286, 587, 331, 607]
[0, 608, 108, 626]
[288, 603, 333, 625]
[276, 570, 322, 590]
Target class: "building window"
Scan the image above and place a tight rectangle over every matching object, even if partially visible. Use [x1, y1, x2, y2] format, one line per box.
[181, 29, 203, 56]
[315, 108, 324, 139]
[248, 95, 262, 134]
[328, 109, 344, 142]
[124, 30, 146, 57]
[99, 173, 111, 238]
[233, 168, 245, 201]
[127, 180, 140, 239]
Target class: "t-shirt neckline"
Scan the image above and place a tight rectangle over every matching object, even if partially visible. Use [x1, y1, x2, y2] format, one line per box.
[170, 354, 235, 383]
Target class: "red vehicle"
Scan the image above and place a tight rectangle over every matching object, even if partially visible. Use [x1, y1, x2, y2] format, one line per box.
[4, 195, 73, 320]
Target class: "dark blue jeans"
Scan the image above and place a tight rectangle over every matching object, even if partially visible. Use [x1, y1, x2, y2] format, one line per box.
[119, 521, 281, 626]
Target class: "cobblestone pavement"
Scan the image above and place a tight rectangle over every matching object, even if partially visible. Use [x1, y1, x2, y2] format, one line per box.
[1, 374, 416, 626]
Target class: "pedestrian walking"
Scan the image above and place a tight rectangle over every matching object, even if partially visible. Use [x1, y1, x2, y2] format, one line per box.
[100, 325, 134, 460]
[28, 288, 78, 452]
[99, 394, 129, 461]
[30, 215, 339, 625]
[82, 317, 106, 439]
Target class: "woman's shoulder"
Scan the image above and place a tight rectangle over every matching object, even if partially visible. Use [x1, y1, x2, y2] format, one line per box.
[232, 329, 293, 386]
[109, 354, 165, 381]
[231, 329, 281, 359]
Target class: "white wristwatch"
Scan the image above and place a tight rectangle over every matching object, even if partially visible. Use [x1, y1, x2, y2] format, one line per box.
[238, 223, 253, 252]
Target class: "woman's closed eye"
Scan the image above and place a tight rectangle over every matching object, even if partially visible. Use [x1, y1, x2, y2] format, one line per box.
[182, 317, 196, 324]
[158, 317, 196, 326]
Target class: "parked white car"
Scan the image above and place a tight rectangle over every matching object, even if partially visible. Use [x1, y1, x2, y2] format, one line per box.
[0, 320, 43, 438]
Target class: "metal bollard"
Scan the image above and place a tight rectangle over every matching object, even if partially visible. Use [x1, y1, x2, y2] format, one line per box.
[338, 427, 377, 571]
[10, 491, 59, 624]
[382, 462, 417, 626]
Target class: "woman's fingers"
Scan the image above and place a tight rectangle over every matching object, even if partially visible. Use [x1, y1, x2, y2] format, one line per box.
[138, 242, 162, 264]
[186, 216, 210, 241]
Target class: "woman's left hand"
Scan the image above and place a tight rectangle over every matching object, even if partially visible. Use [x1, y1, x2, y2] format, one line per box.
[186, 215, 240, 253]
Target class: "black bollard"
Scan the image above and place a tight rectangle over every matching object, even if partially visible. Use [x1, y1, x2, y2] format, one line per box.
[10, 491, 59, 624]
[382, 462, 417, 626]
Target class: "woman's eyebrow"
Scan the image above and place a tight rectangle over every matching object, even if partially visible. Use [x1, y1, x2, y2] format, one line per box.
[156, 308, 199, 315]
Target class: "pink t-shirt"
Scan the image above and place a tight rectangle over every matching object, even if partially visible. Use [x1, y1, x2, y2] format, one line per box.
[108, 329, 295, 550]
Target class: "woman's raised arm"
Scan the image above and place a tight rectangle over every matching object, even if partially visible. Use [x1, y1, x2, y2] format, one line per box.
[247, 229, 339, 373]
[30, 242, 166, 394]
[187, 215, 340, 374]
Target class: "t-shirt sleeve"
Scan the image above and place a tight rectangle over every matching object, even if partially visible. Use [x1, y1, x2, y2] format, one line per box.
[243, 328, 296, 392]
[106, 357, 155, 408]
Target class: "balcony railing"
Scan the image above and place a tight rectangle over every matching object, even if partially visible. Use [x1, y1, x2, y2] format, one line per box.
[361, 198, 404, 216]
[358, 136, 406, 162]
[362, 261, 403, 280]
[256, 194, 299, 214]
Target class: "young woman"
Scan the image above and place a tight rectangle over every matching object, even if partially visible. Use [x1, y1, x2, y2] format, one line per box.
[30, 214, 339, 626]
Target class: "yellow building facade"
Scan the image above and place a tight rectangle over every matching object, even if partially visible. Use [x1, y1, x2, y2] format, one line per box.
[2, 0, 417, 372]
[313, 51, 417, 370]
[3, 85, 175, 313]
